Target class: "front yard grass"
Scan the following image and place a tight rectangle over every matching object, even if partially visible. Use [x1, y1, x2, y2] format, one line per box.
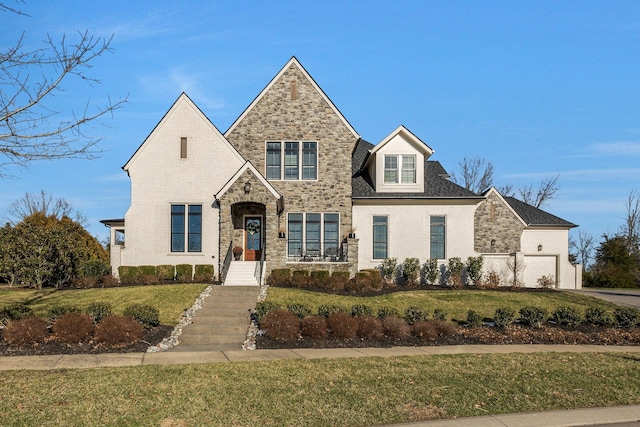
[1, 352, 639, 426]
[0, 284, 208, 325]
[266, 287, 619, 321]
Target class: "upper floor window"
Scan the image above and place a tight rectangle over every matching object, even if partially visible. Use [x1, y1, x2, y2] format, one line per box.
[384, 154, 416, 184]
[266, 141, 317, 181]
[171, 204, 202, 252]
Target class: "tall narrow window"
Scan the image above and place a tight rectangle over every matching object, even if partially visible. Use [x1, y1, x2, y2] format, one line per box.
[171, 205, 185, 252]
[373, 216, 388, 259]
[384, 156, 398, 184]
[430, 216, 446, 259]
[180, 137, 187, 159]
[266, 142, 281, 180]
[302, 142, 317, 180]
[305, 213, 321, 254]
[401, 155, 416, 183]
[288, 213, 303, 256]
[188, 205, 202, 252]
[324, 213, 339, 257]
[284, 142, 299, 180]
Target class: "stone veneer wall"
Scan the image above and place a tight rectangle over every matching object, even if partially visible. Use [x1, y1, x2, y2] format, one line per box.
[226, 63, 358, 274]
[474, 192, 524, 254]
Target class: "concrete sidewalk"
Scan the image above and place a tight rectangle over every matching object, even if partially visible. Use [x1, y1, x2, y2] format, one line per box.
[1, 343, 639, 371]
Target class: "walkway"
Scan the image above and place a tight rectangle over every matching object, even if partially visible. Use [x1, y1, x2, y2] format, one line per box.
[566, 288, 640, 309]
[2, 344, 639, 371]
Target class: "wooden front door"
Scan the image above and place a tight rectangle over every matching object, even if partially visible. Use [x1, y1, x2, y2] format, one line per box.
[244, 216, 262, 261]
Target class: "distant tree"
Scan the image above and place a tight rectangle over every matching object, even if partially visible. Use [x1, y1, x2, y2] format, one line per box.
[621, 190, 640, 254]
[591, 234, 640, 288]
[0, 3, 126, 176]
[0, 223, 20, 286]
[516, 175, 560, 209]
[451, 157, 494, 194]
[569, 231, 596, 269]
[4, 190, 84, 225]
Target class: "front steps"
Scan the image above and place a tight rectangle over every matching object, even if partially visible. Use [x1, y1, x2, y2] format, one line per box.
[224, 261, 261, 286]
[170, 286, 259, 352]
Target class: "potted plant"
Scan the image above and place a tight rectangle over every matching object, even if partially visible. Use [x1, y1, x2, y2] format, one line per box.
[232, 246, 243, 261]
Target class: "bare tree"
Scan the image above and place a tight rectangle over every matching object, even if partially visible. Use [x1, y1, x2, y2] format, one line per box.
[4, 190, 85, 225]
[569, 231, 595, 269]
[451, 157, 494, 194]
[621, 190, 640, 254]
[516, 175, 560, 209]
[0, 4, 126, 176]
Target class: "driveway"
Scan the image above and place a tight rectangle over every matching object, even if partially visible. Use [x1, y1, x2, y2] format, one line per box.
[565, 288, 640, 309]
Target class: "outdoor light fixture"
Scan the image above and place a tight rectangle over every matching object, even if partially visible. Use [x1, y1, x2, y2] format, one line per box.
[538, 244, 543, 252]
[490, 239, 496, 247]
[244, 182, 251, 194]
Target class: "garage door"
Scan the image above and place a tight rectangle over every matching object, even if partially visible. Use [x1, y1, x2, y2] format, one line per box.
[523, 255, 557, 288]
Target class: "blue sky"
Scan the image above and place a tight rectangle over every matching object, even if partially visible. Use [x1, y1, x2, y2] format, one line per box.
[1, 1, 639, 244]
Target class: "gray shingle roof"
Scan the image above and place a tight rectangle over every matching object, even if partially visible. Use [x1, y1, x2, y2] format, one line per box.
[351, 138, 482, 199]
[504, 196, 577, 228]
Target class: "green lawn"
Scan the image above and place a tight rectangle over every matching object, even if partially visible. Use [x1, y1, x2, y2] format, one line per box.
[266, 287, 619, 321]
[0, 284, 208, 325]
[0, 352, 639, 426]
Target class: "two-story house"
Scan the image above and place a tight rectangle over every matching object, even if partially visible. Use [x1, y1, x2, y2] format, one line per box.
[102, 57, 581, 289]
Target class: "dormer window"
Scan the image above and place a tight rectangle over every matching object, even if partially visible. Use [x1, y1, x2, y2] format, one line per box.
[384, 154, 416, 184]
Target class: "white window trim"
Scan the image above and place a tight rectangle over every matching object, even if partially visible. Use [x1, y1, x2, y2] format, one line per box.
[286, 212, 340, 257]
[383, 154, 416, 184]
[430, 215, 446, 260]
[372, 215, 389, 260]
[265, 141, 318, 181]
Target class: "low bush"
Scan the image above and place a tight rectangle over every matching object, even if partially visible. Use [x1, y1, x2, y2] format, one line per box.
[175, 264, 193, 283]
[101, 274, 120, 288]
[552, 305, 582, 327]
[537, 275, 556, 289]
[614, 306, 640, 328]
[357, 316, 384, 339]
[584, 306, 613, 327]
[0, 303, 34, 324]
[478, 271, 501, 289]
[433, 308, 448, 321]
[156, 265, 175, 282]
[53, 313, 95, 344]
[71, 276, 99, 288]
[377, 306, 400, 320]
[118, 266, 139, 285]
[401, 258, 420, 287]
[267, 269, 291, 287]
[382, 316, 410, 339]
[47, 304, 81, 322]
[345, 273, 373, 294]
[260, 309, 300, 342]
[323, 275, 348, 293]
[379, 258, 398, 284]
[287, 303, 312, 320]
[94, 315, 144, 347]
[194, 265, 215, 283]
[86, 301, 113, 323]
[519, 306, 548, 328]
[300, 315, 328, 339]
[422, 259, 439, 285]
[80, 259, 110, 278]
[404, 306, 427, 325]
[327, 312, 358, 339]
[494, 307, 515, 328]
[412, 320, 438, 339]
[123, 303, 160, 328]
[447, 257, 465, 288]
[3, 317, 48, 345]
[310, 270, 330, 287]
[331, 271, 350, 280]
[252, 301, 281, 326]
[466, 310, 483, 327]
[290, 270, 310, 289]
[360, 269, 383, 290]
[318, 304, 348, 318]
[351, 304, 374, 317]
[466, 256, 483, 286]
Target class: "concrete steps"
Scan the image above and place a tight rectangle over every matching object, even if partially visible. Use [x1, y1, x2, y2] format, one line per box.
[224, 261, 259, 286]
[171, 286, 259, 351]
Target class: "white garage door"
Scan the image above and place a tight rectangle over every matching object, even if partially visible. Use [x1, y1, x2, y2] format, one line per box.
[523, 255, 557, 288]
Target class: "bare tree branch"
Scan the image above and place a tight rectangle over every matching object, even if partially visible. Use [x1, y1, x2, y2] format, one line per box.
[4, 190, 86, 225]
[517, 175, 560, 208]
[621, 190, 640, 254]
[0, 10, 127, 176]
[569, 230, 595, 269]
[451, 157, 494, 194]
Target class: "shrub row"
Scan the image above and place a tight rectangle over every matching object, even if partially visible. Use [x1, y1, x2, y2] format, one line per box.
[3, 314, 144, 347]
[260, 308, 456, 342]
[266, 268, 384, 294]
[117, 264, 215, 285]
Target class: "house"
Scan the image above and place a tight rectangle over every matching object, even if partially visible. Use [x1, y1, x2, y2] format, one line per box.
[102, 57, 581, 289]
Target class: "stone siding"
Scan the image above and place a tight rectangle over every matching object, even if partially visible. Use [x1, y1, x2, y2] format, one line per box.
[226, 62, 358, 273]
[474, 192, 523, 253]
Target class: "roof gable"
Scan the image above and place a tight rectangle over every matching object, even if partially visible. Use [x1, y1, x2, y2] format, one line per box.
[367, 125, 434, 162]
[224, 57, 359, 139]
[214, 161, 281, 200]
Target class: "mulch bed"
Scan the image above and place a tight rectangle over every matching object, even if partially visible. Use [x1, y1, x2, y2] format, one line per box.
[257, 324, 640, 349]
[0, 325, 173, 357]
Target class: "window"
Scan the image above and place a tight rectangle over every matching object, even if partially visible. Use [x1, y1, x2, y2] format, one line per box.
[373, 216, 388, 259]
[171, 204, 202, 252]
[287, 213, 340, 257]
[384, 154, 416, 184]
[114, 230, 125, 246]
[430, 216, 445, 259]
[180, 137, 187, 159]
[266, 141, 317, 180]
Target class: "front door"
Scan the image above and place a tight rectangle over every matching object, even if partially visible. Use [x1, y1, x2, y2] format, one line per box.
[244, 216, 262, 261]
